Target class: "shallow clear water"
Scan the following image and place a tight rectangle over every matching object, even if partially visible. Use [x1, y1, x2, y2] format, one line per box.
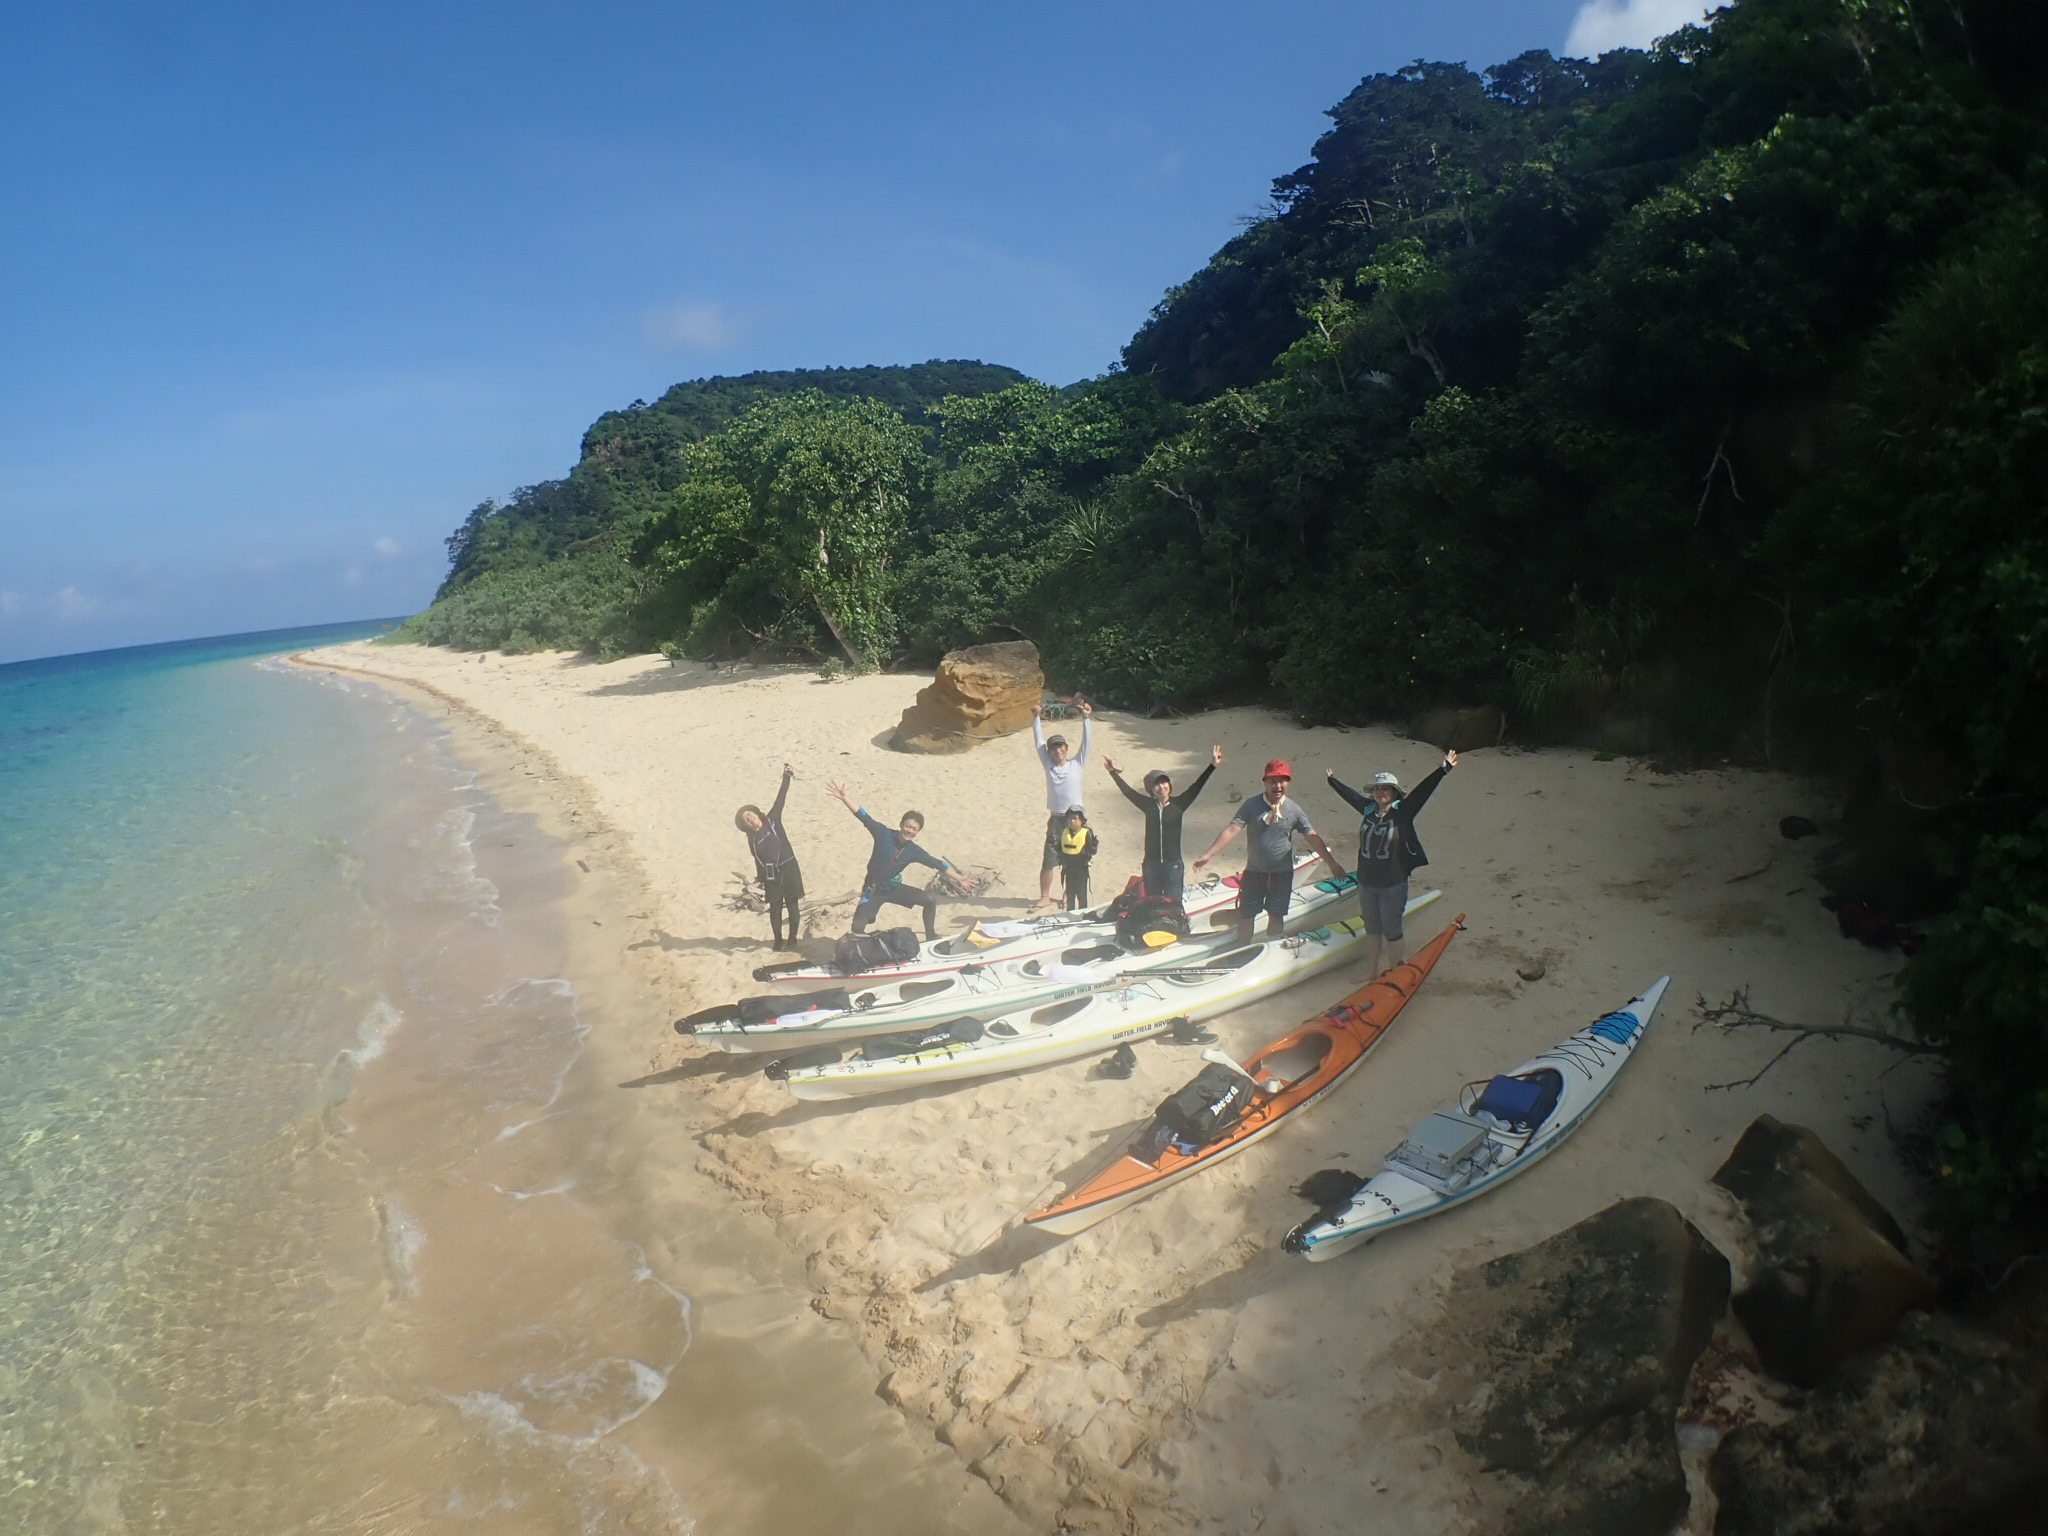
[0, 626, 692, 1533]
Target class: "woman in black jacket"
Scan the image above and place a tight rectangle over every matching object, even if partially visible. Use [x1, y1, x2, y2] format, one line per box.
[1103, 745, 1223, 905]
[735, 762, 804, 950]
[1326, 749, 1458, 975]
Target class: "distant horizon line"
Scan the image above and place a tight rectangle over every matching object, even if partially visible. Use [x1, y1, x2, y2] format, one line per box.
[0, 616, 408, 673]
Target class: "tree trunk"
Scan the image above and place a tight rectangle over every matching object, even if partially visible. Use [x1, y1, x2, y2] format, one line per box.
[814, 593, 863, 668]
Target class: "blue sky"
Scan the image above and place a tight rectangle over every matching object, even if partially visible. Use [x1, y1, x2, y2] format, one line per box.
[0, 0, 1700, 663]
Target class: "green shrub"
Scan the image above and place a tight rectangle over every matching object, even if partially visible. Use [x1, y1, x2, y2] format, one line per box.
[1901, 815, 2048, 1229]
[388, 553, 642, 654]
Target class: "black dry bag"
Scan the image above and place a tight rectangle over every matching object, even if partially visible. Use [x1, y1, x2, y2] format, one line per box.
[1155, 1062, 1252, 1145]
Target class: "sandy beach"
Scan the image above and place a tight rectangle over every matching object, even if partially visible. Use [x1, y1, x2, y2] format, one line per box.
[296, 639, 1941, 1534]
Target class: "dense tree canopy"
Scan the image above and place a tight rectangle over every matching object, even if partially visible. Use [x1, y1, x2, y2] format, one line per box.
[393, 0, 2048, 1230]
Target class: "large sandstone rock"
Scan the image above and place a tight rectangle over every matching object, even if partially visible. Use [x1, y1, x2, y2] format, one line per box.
[1710, 1311, 2048, 1536]
[1712, 1115, 1936, 1387]
[1434, 1197, 1732, 1536]
[892, 641, 1043, 755]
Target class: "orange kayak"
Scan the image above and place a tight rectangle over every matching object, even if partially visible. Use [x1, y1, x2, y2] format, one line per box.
[1023, 915, 1463, 1236]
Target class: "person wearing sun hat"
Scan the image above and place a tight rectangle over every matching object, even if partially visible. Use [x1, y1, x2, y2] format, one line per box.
[1326, 748, 1459, 975]
[1192, 758, 1347, 944]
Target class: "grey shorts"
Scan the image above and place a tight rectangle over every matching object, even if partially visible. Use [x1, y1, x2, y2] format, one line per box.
[1358, 879, 1409, 939]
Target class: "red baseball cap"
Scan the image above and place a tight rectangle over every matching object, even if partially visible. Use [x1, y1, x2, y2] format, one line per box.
[1262, 759, 1292, 780]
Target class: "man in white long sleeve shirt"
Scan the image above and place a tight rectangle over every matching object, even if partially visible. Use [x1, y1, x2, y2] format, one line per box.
[1031, 701, 1092, 909]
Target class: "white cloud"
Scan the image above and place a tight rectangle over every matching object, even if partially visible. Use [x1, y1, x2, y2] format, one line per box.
[53, 586, 106, 622]
[0, 583, 130, 643]
[373, 536, 400, 557]
[642, 300, 743, 351]
[1567, 0, 1712, 54]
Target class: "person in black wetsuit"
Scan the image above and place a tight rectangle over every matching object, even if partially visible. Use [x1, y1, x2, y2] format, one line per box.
[824, 779, 953, 941]
[1103, 744, 1223, 905]
[1325, 749, 1458, 975]
[735, 762, 804, 950]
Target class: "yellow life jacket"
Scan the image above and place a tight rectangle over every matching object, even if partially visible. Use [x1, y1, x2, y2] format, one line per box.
[1060, 826, 1091, 857]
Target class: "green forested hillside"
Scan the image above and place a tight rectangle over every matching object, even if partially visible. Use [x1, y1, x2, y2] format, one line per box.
[396, 0, 2048, 1230]
[417, 360, 1026, 629]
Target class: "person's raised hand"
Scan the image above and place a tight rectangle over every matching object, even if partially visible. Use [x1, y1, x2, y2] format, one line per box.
[1104, 755, 1119, 774]
[825, 779, 849, 803]
[1446, 748, 1459, 769]
[1211, 745, 1224, 766]
[1079, 701, 1093, 718]
[1031, 702, 1043, 718]
[783, 761, 795, 778]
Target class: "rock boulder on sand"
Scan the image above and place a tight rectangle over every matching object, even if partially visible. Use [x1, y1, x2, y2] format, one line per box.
[1710, 1311, 2048, 1536]
[1712, 1115, 1935, 1388]
[1433, 1197, 1731, 1536]
[892, 641, 1044, 755]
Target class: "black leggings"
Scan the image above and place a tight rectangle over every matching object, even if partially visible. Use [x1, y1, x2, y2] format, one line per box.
[854, 885, 941, 940]
[763, 874, 802, 946]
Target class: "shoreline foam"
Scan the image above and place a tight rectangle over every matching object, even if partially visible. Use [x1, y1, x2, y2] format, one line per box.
[290, 644, 1023, 1536]
[297, 640, 1941, 1535]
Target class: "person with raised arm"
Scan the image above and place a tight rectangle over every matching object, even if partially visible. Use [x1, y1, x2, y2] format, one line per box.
[734, 761, 805, 950]
[1029, 700, 1093, 911]
[824, 780, 953, 942]
[1102, 744, 1223, 906]
[1192, 759, 1347, 944]
[1324, 749, 1458, 975]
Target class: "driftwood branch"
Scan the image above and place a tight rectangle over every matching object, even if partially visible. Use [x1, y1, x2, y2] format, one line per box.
[1692, 987, 1938, 1091]
[721, 872, 768, 914]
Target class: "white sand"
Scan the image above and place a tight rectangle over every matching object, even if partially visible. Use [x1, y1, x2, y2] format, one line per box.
[300, 640, 1940, 1534]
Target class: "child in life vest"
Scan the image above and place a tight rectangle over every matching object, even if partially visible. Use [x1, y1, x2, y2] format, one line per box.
[1057, 807, 1099, 910]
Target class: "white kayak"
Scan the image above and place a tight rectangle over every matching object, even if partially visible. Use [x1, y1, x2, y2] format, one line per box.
[778, 891, 1443, 1100]
[1282, 977, 1670, 1262]
[753, 854, 1325, 992]
[683, 869, 1367, 1054]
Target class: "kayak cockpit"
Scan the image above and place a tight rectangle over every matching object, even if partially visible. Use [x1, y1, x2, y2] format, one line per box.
[1458, 1068, 1565, 1134]
[1245, 1030, 1335, 1091]
[988, 996, 1093, 1038]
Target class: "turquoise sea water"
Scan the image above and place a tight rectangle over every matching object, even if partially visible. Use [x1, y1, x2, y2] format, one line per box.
[0, 625, 694, 1534]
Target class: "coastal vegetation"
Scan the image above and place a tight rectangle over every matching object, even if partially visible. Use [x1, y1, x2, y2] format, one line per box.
[392, 0, 2046, 1234]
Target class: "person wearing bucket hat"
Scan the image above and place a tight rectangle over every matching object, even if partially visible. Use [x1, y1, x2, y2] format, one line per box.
[1192, 758, 1347, 944]
[1326, 748, 1459, 975]
[734, 761, 805, 950]
[1102, 743, 1223, 904]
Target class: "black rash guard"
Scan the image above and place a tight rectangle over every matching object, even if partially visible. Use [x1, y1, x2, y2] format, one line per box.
[1107, 761, 1216, 866]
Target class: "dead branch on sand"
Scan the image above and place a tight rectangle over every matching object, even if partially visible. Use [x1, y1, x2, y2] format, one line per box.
[934, 864, 1001, 900]
[1693, 987, 1939, 1092]
[721, 872, 766, 914]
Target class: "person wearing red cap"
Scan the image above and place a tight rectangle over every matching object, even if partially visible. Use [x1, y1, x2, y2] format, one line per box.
[1192, 759, 1346, 943]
